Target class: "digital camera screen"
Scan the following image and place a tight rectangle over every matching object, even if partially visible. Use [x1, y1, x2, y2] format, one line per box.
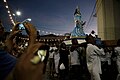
[19, 23, 25, 30]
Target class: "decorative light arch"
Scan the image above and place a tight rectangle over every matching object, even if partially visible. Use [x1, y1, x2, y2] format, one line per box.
[3, 0, 15, 25]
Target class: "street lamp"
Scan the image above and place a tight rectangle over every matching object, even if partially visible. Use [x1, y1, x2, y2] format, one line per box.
[16, 11, 21, 16]
[13, 11, 21, 23]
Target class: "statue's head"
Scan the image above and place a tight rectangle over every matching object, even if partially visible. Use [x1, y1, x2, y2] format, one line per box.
[76, 20, 80, 24]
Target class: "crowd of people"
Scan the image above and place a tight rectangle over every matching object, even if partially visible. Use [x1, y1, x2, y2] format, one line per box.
[0, 19, 120, 80]
[47, 33, 120, 80]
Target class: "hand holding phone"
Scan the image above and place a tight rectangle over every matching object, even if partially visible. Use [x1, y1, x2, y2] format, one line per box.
[18, 18, 31, 30]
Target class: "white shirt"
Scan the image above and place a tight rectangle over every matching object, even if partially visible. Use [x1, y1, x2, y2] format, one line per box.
[86, 43, 105, 74]
[115, 46, 120, 73]
[115, 47, 120, 61]
[70, 47, 81, 65]
[49, 51, 54, 58]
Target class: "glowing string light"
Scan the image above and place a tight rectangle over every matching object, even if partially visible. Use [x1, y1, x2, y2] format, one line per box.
[3, 0, 15, 25]
[5, 6, 8, 8]
[4, 0, 6, 2]
[38, 29, 63, 36]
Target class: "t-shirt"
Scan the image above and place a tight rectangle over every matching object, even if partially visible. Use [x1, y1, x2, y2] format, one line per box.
[70, 47, 81, 65]
[49, 52, 54, 58]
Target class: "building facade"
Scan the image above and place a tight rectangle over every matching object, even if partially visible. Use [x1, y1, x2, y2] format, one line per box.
[96, 0, 120, 40]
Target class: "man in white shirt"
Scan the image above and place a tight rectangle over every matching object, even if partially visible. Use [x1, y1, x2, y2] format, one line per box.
[85, 35, 105, 80]
[69, 38, 84, 80]
[115, 39, 120, 80]
[115, 39, 120, 74]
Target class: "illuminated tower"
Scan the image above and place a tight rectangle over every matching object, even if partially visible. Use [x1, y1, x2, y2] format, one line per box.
[71, 6, 86, 37]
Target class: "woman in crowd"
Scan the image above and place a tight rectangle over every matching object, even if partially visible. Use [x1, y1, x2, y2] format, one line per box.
[58, 42, 69, 80]
[53, 47, 60, 77]
[48, 48, 54, 76]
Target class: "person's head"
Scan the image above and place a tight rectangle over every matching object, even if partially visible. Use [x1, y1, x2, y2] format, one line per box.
[60, 42, 66, 49]
[0, 20, 7, 50]
[117, 39, 120, 46]
[71, 38, 78, 45]
[0, 20, 5, 41]
[85, 35, 95, 45]
[91, 30, 95, 34]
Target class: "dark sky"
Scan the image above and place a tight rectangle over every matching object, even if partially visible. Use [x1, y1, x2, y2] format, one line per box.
[0, 0, 97, 35]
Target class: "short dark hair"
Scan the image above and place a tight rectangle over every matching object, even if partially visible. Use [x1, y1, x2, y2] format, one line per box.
[117, 39, 120, 46]
[85, 35, 95, 44]
[71, 38, 78, 45]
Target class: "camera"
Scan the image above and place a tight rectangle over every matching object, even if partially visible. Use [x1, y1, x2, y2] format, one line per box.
[18, 18, 31, 30]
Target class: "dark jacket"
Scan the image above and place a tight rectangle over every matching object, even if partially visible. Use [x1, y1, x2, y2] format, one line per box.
[0, 50, 16, 80]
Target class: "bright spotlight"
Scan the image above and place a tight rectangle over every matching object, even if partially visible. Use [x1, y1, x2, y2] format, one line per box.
[16, 11, 21, 16]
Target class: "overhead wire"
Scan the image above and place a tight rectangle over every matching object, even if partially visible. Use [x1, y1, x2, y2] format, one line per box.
[84, 0, 103, 33]
[85, 0, 97, 29]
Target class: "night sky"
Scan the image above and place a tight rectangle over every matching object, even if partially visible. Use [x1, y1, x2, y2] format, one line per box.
[0, 0, 97, 35]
